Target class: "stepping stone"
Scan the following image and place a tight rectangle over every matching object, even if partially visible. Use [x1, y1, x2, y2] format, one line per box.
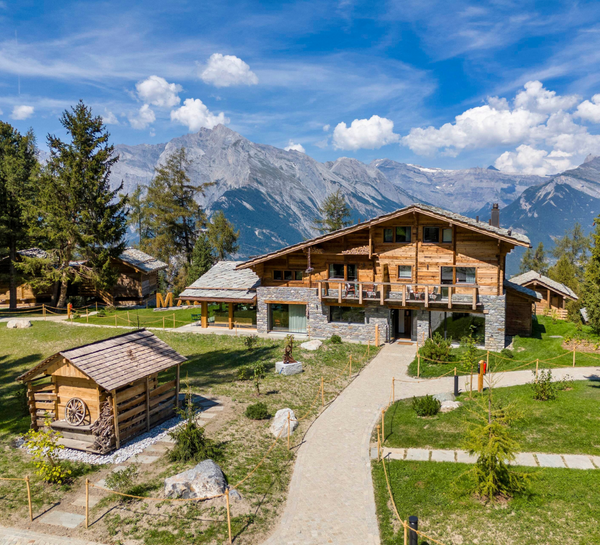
[591, 456, 600, 469]
[431, 450, 455, 463]
[370, 447, 378, 459]
[203, 406, 223, 412]
[135, 454, 160, 464]
[199, 412, 216, 419]
[563, 454, 596, 470]
[145, 442, 169, 453]
[511, 452, 537, 467]
[39, 510, 85, 529]
[72, 495, 101, 508]
[382, 448, 404, 460]
[95, 479, 108, 489]
[536, 453, 565, 468]
[456, 451, 477, 464]
[160, 435, 175, 444]
[111, 465, 128, 473]
[405, 448, 430, 461]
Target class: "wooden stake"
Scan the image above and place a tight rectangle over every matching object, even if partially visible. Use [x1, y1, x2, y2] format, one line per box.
[454, 367, 457, 376]
[321, 376, 325, 407]
[486, 350, 489, 371]
[43, 304, 46, 320]
[573, 347, 576, 367]
[536, 359, 539, 381]
[225, 488, 232, 544]
[85, 478, 89, 528]
[96, 302, 98, 312]
[375, 324, 380, 346]
[377, 424, 381, 461]
[381, 409, 385, 441]
[404, 520, 408, 545]
[86, 308, 89, 323]
[417, 353, 421, 378]
[25, 476, 32, 522]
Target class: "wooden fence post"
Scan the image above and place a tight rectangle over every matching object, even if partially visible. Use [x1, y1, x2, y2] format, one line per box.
[43, 304, 46, 320]
[404, 520, 408, 545]
[381, 409, 385, 441]
[377, 424, 381, 461]
[25, 476, 32, 522]
[573, 347, 576, 367]
[85, 478, 89, 528]
[86, 308, 89, 323]
[535, 359, 539, 381]
[375, 324, 380, 346]
[417, 352, 421, 378]
[173, 313, 176, 328]
[225, 488, 232, 544]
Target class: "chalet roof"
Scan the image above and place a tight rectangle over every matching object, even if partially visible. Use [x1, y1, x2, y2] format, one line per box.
[18, 329, 186, 391]
[179, 261, 260, 302]
[237, 203, 531, 269]
[18, 248, 48, 259]
[118, 248, 168, 273]
[504, 279, 542, 301]
[509, 270, 578, 301]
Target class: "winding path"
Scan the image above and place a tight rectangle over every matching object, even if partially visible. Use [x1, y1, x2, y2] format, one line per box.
[263, 343, 600, 545]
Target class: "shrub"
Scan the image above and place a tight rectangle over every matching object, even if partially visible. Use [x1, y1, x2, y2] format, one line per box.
[252, 362, 266, 395]
[244, 335, 259, 350]
[500, 348, 514, 359]
[105, 464, 139, 492]
[24, 417, 71, 484]
[411, 395, 441, 417]
[329, 334, 342, 344]
[420, 333, 451, 363]
[245, 402, 270, 420]
[237, 366, 253, 380]
[557, 373, 574, 391]
[530, 369, 557, 401]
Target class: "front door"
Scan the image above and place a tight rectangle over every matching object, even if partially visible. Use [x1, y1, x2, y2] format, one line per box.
[403, 310, 412, 339]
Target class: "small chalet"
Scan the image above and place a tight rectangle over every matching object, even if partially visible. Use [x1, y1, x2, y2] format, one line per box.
[0, 249, 52, 305]
[510, 270, 577, 317]
[179, 261, 259, 329]
[18, 330, 186, 453]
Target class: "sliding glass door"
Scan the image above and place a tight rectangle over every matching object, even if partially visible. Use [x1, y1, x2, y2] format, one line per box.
[269, 304, 307, 333]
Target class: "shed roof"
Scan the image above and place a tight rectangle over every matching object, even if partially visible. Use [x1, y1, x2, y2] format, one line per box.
[18, 329, 186, 391]
[179, 261, 260, 302]
[504, 279, 542, 301]
[509, 270, 577, 300]
[118, 248, 168, 273]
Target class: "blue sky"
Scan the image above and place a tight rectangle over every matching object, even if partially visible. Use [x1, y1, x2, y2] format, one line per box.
[3, 0, 600, 174]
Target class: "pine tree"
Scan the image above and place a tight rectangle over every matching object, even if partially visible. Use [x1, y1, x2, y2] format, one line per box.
[551, 223, 590, 284]
[0, 122, 38, 309]
[28, 102, 128, 307]
[187, 233, 215, 282]
[519, 242, 547, 275]
[313, 189, 352, 233]
[207, 210, 239, 261]
[126, 186, 150, 247]
[582, 215, 600, 333]
[547, 254, 579, 294]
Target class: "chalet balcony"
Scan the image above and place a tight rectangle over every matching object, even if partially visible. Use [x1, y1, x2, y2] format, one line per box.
[317, 280, 481, 310]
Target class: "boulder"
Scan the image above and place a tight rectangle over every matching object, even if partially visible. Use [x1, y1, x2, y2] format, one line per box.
[433, 392, 455, 403]
[440, 401, 461, 413]
[6, 319, 32, 329]
[275, 361, 303, 376]
[300, 339, 322, 351]
[269, 408, 298, 438]
[164, 459, 240, 500]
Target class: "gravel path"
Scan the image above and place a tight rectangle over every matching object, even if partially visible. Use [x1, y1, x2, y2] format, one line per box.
[262, 343, 600, 545]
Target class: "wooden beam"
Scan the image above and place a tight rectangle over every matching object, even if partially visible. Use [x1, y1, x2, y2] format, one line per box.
[338, 282, 342, 304]
[228, 303, 234, 330]
[424, 286, 429, 308]
[402, 284, 406, 306]
[145, 377, 150, 432]
[414, 212, 419, 284]
[175, 363, 181, 410]
[369, 228, 373, 259]
[448, 286, 452, 309]
[359, 283, 363, 304]
[112, 392, 121, 450]
[201, 301, 208, 328]
[472, 287, 477, 310]
[380, 284, 385, 305]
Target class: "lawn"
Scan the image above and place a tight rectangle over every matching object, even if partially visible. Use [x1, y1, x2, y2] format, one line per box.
[383, 380, 600, 455]
[0, 321, 378, 544]
[408, 316, 600, 377]
[372, 459, 600, 545]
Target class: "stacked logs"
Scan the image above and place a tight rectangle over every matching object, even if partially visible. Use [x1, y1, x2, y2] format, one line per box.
[91, 399, 115, 453]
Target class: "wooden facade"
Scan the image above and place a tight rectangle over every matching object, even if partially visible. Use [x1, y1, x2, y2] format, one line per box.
[510, 271, 577, 320]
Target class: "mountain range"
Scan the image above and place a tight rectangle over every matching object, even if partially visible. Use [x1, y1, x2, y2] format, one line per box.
[110, 125, 600, 274]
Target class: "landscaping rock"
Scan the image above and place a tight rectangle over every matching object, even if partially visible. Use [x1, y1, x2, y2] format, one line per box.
[439, 401, 461, 413]
[164, 459, 240, 500]
[6, 319, 32, 329]
[300, 340, 322, 351]
[269, 408, 298, 438]
[275, 361, 303, 376]
[433, 392, 455, 403]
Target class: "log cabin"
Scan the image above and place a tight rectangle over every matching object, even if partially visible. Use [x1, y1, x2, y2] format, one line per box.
[18, 330, 185, 453]
[235, 203, 541, 351]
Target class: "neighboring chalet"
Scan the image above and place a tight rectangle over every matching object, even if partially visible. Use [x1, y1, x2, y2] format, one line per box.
[235, 203, 538, 351]
[0, 248, 52, 305]
[510, 270, 577, 317]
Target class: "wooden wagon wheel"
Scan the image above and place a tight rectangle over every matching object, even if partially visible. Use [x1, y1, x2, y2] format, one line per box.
[65, 397, 87, 426]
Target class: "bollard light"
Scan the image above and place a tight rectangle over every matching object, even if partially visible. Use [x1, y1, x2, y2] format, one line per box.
[454, 374, 459, 397]
[408, 515, 418, 545]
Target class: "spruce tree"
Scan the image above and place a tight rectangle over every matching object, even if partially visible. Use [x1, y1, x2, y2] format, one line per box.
[29, 102, 127, 307]
[548, 255, 579, 294]
[0, 122, 38, 309]
[519, 242, 547, 275]
[207, 210, 239, 261]
[126, 186, 151, 247]
[313, 188, 352, 233]
[187, 233, 215, 281]
[551, 223, 590, 284]
[582, 215, 600, 333]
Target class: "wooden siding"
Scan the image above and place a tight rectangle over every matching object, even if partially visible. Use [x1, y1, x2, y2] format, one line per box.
[506, 290, 534, 337]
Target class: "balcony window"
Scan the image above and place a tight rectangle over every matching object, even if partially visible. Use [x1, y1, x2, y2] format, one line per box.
[284, 270, 293, 281]
[442, 228, 452, 243]
[294, 270, 303, 280]
[383, 228, 394, 243]
[423, 226, 440, 243]
[274, 270, 303, 281]
[329, 263, 345, 279]
[395, 226, 411, 242]
[456, 267, 476, 284]
[347, 264, 357, 281]
[274, 270, 283, 280]
[398, 265, 412, 280]
[330, 306, 366, 324]
[441, 267, 453, 284]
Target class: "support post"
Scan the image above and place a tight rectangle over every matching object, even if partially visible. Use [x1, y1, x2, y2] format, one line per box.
[145, 377, 151, 432]
[359, 283, 363, 304]
[321, 376, 325, 407]
[472, 287, 477, 310]
[404, 521, 408, 545]
[85, 478, 89, 528]
[380, 284, 385, 305]
[536, 358, 539, 381]
[375, 324, 380, 346]
[43, 304, 46, 320]
[454, 369, 459, 397]
[26, 476, 32, 522]
[486, 350, 489, 373]
[175, 363, 181, 410]
[448, 286, 452, 309]
[478, 361, 484, 393]
[225, 488, 232, 544]
[228, 303, 234, 330]
[201, 301, 208, 328]
[377, 424, 381, 461]
[338, 282, 342, 304]
[112, 392, 121, 450]
[417, 352, 420, 378]
[424, 286, 429, 308]
[86, 308, 89, 323]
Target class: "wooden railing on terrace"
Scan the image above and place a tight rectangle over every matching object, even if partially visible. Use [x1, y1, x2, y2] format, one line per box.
[316, 280, 480, 310]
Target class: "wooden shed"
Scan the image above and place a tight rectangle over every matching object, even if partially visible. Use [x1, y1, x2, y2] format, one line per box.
[18, 330, 186, 453]
[504, 279, 542, 337]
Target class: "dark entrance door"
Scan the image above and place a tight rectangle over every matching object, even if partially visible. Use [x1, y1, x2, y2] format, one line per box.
[403, 310, 412, 339]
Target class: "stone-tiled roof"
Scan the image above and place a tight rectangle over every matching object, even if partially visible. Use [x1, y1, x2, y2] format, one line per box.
[18, 248, 48, 259]
[509, 270, 578, 300]
[118, 248, 167, 273]
[504, 279, 542, 301]
[179, 261, 260, 301]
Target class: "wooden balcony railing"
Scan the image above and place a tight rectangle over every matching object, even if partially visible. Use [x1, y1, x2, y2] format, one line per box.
[316, 280, 480, 310]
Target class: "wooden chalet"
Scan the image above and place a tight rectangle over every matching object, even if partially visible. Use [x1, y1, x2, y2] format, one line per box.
[18, 330, 186, 453]
[235, 203, 536, 351]
[0, 249, 52, 306]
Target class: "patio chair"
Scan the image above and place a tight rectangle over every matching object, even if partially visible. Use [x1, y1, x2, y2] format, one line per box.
[364, 283, 377, 298]
[430, 287, 440, 301]
[406, 285, 415, 300]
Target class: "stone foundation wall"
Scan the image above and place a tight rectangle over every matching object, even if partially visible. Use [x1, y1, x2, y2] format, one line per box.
[481, 294, 506, 352]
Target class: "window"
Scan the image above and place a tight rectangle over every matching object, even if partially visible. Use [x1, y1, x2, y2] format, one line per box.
[329, 263, 345, 279]
[442, 228, 452, 243]
[423, 226, 440, 243]
[284, 270, 293, 281]
[273, 270, 282, 280]
[441, 267, 453, 284]
[395, 226, 411, 242]
[347, 264, 357, 281]
[274, 270, 304, 281]
[398, 265, 412, 280]
[330, 306, 365, 324]
[383, 228, 394, 243]
[294, 270, 303, 281]
[456, 267, 476, 284]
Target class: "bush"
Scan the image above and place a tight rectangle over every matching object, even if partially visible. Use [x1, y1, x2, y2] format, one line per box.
[557, 373, 574, 391]
[500, 348, 514, 359]
[105, 464, 139, 492]
[24, 417, 71, 484]
[237, 366, 253, 380]
[245, 402, 270, 420]
[329, 334, 342, 344]
[244, 335, 259, 350]
[420, 333, 451, 363]
[530, 369, 558, 401]
[411, 395, 441, 417]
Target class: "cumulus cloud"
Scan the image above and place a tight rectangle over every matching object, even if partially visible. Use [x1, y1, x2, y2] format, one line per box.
[11, 105, 34, 120]
[128, 104, 155, 129]
[200, 54, 258, 88]
[102, 109, 119, 125]
[323, 124, 330, 132]
[575, 94, 600, 123]
[495, 145, 574, 175]
[136, 75, 182, 108]
[170, 98, 228, 131]
[284, 141, 305, 153]
[513, 80, 579, 114]
[333, 115, 399, 150]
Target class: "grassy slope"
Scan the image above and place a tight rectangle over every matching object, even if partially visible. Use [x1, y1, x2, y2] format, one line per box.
[383, 381, 600, 455]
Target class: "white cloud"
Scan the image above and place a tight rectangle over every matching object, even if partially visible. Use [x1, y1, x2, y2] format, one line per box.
[333, 115, 399, 150]
[149, 128, 156, 137]
[102, 109, 119, 125]
[575, 94, 600, 124]
[170, 98, 228, 131]
[315, 139, 329, 149]
[323, 124, 330, 132]
[136, 75, 182, 108]
[200, 53, 258, 88]
[128, 104, 155, 130]
[284, 141, 305, 153]
[513, 80, 579, 114]
[11, 105, 34, 120]
[495, 145, 574, 175]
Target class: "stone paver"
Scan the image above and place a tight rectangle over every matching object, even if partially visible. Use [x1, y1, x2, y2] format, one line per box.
[135, 454, 159, 464]
[563, 454, 596, 469]
[405, 448, 430, 461]
[536, 453, 566, 468]
[72, 495, 101, 508]
[198, 412, 216, 419]
[511, 452, 537, 466]
[431, 450, 455, 463]
[0, 526, 105, 544]
[591, 456, 600, 469]
[456, 450, 477, 464]
[380, 447, 404, 460]
[39, 510, 85, 529]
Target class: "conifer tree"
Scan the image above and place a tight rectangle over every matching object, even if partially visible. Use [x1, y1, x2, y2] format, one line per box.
[582, 216, 600, 333]
[313, 188, 352, 233]
[207, 210, 239, 261]
[551, 223, 590, 285]
[187, 233, 215, 281]
[548, 254, 579, 294]
[519, 242, 548, 275]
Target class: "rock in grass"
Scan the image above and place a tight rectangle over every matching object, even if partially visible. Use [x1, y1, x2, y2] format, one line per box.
[433, 392, 455, 403]
[300, 340, 322, 351]
[6, 319, 32, 329]
[440, 401, 461, 413]
[269, 408, 298, 438]
[164, 459, 240, 500]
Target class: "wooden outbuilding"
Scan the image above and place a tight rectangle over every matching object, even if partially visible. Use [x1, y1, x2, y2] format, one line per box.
[18, 330, 186, 453]
[504, 279, 542, 337]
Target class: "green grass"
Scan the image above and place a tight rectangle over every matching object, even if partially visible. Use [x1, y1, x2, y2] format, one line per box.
[372, 459, 600, 545]
[383, 380, 600, 455]
[409, 316, 600, 377]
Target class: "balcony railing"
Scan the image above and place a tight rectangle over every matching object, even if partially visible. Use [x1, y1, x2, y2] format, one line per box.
[316, 280, 480, 310]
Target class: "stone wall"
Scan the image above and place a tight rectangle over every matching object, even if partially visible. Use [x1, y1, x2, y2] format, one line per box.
[481, 294, 506, 352]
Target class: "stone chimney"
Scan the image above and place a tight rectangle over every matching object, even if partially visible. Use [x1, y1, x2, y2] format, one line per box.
[491, 203, 500, 228]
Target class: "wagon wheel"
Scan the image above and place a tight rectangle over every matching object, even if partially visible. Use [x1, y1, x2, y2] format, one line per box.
[65, 397, 87, 426]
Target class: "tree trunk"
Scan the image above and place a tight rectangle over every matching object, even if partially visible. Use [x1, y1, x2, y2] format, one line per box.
[8, 239, 17, 310]
[50, 281, 60, 307]
[57, 274, 69, 308]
